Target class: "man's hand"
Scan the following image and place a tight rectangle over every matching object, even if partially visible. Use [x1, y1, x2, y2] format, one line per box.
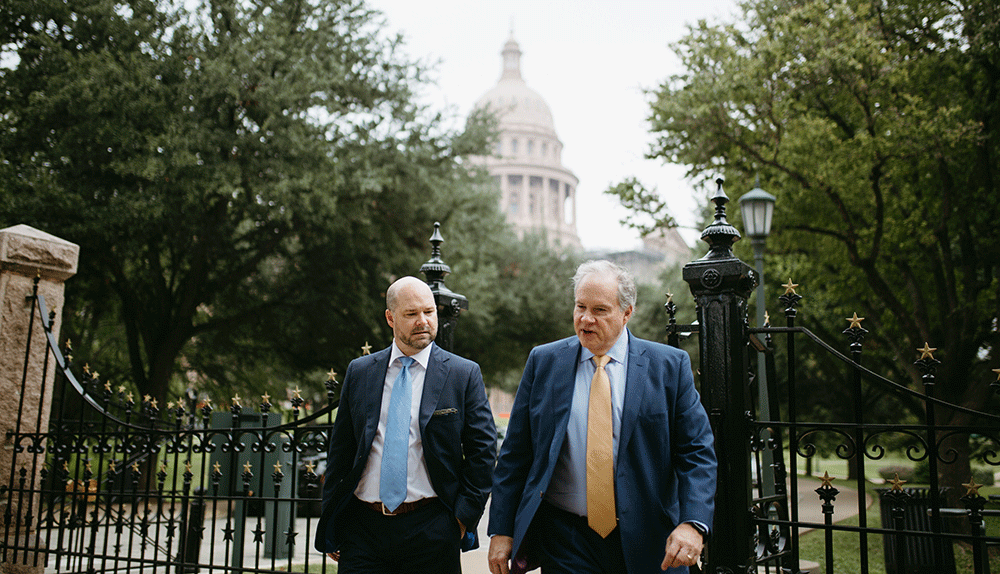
[488, 535, 514, 574]
[660, 522, 704, 570]
[457, 517, 467, 538]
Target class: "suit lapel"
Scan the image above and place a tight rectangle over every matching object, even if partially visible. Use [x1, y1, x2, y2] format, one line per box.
[418, 344, 448, 432]
[618, 331, 647, 456]
[361, 348, 392, 449]
[547, 339, 581, 460]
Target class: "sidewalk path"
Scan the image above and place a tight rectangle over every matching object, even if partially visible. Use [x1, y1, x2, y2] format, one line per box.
[460, 476, 872, 574]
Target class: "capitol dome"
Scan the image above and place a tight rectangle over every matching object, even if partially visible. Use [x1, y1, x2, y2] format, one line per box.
[475, 37, 557, 138]
[470, 33, 581, 251]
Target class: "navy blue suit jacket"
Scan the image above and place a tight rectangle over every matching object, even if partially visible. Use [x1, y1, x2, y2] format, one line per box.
[489, 331, 717, 574]
[315, 344, 497, 554]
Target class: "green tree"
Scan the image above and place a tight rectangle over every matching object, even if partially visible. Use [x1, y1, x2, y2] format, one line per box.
[0, 0, 568, 408]
[614, 0, 1000, 490]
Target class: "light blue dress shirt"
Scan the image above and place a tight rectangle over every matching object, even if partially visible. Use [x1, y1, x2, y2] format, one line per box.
[545, 329, 629, 516]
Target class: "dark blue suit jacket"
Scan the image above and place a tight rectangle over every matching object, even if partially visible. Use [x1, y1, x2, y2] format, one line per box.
[489, 331, 717, 574]
[315, 344, 497, 554]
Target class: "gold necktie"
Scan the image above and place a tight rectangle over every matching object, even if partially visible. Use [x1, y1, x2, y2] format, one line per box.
[586, 354, 616, 537]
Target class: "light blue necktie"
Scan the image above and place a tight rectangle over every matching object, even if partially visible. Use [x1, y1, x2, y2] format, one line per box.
[380, 356, 414, 512]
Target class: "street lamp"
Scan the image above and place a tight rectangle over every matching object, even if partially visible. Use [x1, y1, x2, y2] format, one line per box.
[739, 179, 776, 496]
[739, 180, 776, 331]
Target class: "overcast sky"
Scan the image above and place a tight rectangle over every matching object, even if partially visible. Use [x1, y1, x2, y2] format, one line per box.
[365, 0, 739, 251]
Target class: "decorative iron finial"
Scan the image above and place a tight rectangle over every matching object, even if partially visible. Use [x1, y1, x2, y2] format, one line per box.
[419, 221, 468, 353]
[700, 177, 742, 260]
[420, 222, 451, 287]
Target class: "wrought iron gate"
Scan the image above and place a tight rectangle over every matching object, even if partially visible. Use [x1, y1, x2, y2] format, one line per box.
[674, 181, 1000, 574]
[2, 281, 340, 573]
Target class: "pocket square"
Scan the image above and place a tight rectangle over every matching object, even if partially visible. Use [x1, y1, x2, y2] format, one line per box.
[432, 408, 458, 416]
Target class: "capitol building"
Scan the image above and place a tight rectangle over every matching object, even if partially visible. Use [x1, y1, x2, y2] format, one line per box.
[470, 33, 690, 281]
[470, 34, 582, 251]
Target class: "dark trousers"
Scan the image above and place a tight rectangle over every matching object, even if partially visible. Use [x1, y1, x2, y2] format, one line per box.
[338, 497, 462, 574]
[535, 501, 627, 574]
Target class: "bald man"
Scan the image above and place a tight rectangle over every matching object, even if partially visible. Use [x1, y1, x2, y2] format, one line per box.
[315, 277, 497, 573]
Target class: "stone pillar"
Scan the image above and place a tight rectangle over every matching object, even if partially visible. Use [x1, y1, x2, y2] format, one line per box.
[682, 180, 757, 573]
[0, 225, 79, 572]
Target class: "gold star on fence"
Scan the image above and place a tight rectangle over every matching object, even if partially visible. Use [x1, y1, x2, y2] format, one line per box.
[764, 310, 771, 326]
[889, 473, 907, 492]
[327, 369, 338, 381]
[109, 461, 116, 472]
[243, 461, 253, 474]
[782, 279, 799, 296]
[119, 385, 126, 394]
[159, 463, 167, 474]
[261, 392, 271, 404]
[232, 394, 242, 407]
[150, 399, 158, 409]
[305, 462, 316, 475]
[185, 461, 192, 473]
[213, 462, 222, 474]
[820, 472, 835, 488]
[104, 381, 112, 392]
[666, 292, 674, 304]
[273, 462, 283, 474]
[362, 342, 372, 355]
[132, 462, 140, 473]
[917, 343, 937, 361]
[962, 478, 982, 497]
[126, 392, 134, 403]
[292, 387, 302, 400]
[167, 401, 175, 410]
[143, 395, 152, 404]
[83, 363, 90, 374]
[993, 368, 1000, 382]
[846, 313, 865, 329]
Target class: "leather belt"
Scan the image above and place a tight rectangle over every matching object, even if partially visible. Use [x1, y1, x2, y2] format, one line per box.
[362, 497, 437, 516]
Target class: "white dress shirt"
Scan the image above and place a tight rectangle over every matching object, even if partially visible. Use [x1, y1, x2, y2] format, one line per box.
[354, 342, 437, 503]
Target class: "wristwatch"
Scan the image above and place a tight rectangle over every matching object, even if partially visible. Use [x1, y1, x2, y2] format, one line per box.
[689, 521, 709, 540]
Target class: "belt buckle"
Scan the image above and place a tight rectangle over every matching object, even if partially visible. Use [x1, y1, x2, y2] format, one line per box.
[381, 502, 394, 516]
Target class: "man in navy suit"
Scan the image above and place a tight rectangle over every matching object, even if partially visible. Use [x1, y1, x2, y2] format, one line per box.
[488, 260, 716, 574]
[315, 276, 497, 573]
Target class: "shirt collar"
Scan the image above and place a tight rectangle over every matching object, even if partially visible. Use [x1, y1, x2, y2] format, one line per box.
[390, 341, 433, 369]
[579, 328, 629, 366]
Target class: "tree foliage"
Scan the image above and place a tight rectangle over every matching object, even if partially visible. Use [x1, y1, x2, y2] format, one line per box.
[622, 0, 999, 485]
[0, 0, 568, 407]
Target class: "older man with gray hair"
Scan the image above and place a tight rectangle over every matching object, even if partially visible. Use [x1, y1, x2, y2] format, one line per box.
[488, 260, 716, 574]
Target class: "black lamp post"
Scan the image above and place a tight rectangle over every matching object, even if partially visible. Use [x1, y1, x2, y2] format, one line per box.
[738, 179, 777, 497]
[420, 222, 468, 353]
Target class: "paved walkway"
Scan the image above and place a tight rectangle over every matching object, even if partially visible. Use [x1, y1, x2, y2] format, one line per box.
[460, 477, 871, 574]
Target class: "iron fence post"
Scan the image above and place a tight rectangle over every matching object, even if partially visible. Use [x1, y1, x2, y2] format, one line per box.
[420, 222, 468, 353]
[179, 487, 206, 573]
[682, 178, 757, 573]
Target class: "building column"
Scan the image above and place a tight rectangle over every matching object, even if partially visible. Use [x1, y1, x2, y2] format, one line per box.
[0, 225, 79, 572]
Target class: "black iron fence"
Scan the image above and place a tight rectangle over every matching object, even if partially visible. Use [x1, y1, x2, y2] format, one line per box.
[672, 180, 1000, 574]
[2, 280, 340, 573]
